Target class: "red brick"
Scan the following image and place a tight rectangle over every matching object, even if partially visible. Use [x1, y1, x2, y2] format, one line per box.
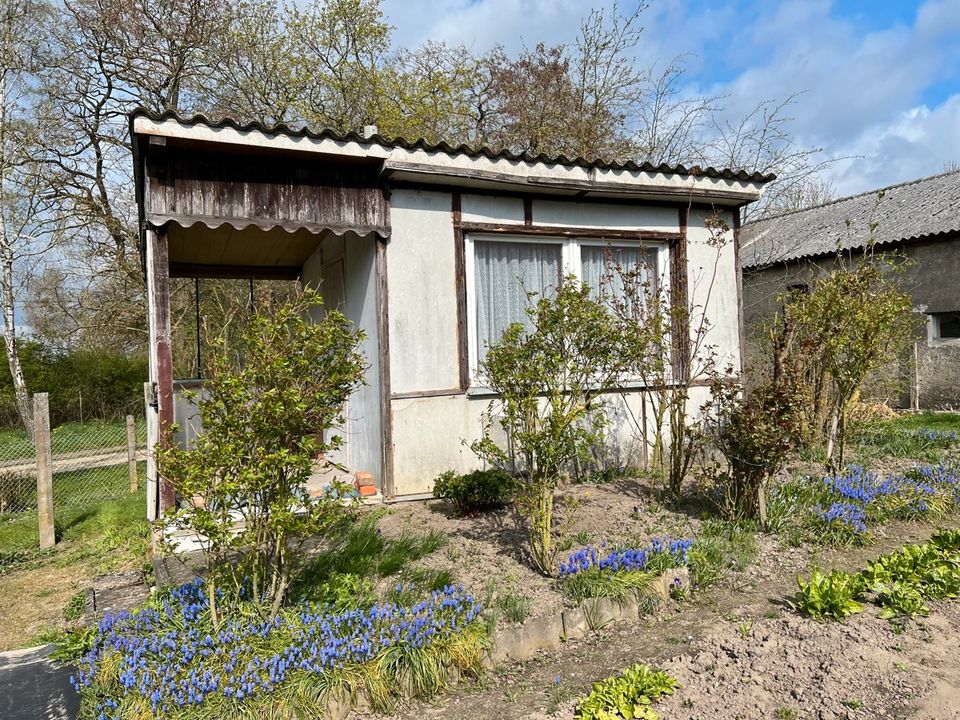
[358, 484, 377, 497]
[354, 471, 375, 488]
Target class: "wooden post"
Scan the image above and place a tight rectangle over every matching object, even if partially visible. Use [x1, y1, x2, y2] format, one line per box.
[144, 381, 157, 520]
[34, 393, 55, 549]
[126, 414, 138, 492]
[146, 225, 174, 515]
[913, 341, 920, 411]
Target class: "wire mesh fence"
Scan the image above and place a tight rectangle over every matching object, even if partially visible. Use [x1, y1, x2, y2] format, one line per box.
[0, 408, 146, 517]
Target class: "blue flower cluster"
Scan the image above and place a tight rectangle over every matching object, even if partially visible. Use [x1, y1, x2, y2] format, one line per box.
[912, 428, 959, 444]
[816, 502, 867, 534]
[557, 537, 694, 578]
[71, 578, 482, 718]
[818, 463, 960, 536]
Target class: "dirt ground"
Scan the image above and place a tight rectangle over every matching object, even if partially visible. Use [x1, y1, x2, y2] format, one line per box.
[377, 478, 701, 620]
[371, 506, 960, 720]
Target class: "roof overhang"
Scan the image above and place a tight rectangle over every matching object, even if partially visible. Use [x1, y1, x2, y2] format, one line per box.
[131, 112, 772, 208]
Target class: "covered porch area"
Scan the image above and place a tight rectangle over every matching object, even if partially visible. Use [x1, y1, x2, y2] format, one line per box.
[132, 115, 392, 520]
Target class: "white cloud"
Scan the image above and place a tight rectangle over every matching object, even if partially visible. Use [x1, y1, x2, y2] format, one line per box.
[381, 0, 960, 195]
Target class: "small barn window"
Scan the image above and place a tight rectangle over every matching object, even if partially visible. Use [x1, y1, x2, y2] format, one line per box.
[933, 312, 960, 340]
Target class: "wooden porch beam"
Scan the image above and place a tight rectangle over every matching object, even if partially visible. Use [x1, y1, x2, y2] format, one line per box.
[169, 262, 302, 280]
[146, 225, 175, 516]
[459, 222, 682, 241]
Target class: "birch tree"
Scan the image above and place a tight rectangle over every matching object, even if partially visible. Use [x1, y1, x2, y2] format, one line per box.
[0, 0, 57, 437]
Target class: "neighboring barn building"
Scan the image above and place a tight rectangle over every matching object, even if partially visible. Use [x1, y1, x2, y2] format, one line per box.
[741, 169, 960, 409]
[130, 109, 772, 519]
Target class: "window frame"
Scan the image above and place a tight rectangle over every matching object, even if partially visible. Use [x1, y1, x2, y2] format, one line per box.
[930, 311, 960, 343]
[464, 231, 670, 389]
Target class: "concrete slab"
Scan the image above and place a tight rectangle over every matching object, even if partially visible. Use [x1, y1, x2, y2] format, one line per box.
[0, 645, 78, 720]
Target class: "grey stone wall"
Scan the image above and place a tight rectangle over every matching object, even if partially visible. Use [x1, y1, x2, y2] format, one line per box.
[742, 236, 960, 410]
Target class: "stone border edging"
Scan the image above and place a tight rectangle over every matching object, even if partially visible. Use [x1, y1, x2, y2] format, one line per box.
[489, 566, 690, 663]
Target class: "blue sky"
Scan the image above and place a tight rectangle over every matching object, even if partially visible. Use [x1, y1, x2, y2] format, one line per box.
[381, 0, 960, 196]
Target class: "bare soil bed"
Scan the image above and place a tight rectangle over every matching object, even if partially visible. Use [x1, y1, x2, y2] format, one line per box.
[376, 478, 701, 620]
[367, 504, 960, 720]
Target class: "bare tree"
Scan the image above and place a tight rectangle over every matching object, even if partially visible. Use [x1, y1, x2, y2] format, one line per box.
[0, 0, 59, 436]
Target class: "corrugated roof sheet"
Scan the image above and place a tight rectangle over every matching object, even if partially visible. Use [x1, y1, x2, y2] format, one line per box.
[741, 169, 960, 268]
[130, 108, 776, 184]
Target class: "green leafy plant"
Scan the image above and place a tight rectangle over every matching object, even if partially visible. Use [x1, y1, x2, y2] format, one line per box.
[495, 590, 532, 624]
[778, 256, 914, 469]
[432, 468, 516, 515]
[575, 663, 678, 720]
[157, 289, 366, 624]
[875, 581, 929, 620]
[792, 567, 865, 621]
[472, 277, 627, 575]
[703, 369, 805, 527]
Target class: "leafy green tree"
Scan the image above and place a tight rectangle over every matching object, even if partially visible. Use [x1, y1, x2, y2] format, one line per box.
[471, 277, 626, 576]
[784, 258, 914, 468]
[157, 290, 366, 624]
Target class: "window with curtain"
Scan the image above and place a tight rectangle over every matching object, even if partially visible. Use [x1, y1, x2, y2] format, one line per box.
[580, 244, 659, 306]
[475, 239, 562, 357]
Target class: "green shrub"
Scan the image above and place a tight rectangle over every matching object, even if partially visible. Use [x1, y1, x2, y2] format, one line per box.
[792, 567, 865, 621]
[432, 468, 516, 515]
[703, 372, 804, 526]
[575, 663, 678, 720]
[157, 289, 366, 624]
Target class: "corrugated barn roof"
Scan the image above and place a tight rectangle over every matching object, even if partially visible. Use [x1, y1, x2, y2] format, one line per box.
[741, 169, 960, 268]
[129, 108, 777, 184]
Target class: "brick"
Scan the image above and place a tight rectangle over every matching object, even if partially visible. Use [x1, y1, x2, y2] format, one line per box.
[358, 484, 377, 497]
[354, 471, 375, 488]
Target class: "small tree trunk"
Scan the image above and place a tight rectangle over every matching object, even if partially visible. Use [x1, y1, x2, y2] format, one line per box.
[1, 253, 32, 438]
[825, 398, 841, 470]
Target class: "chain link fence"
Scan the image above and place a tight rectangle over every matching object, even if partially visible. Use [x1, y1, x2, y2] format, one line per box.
[0, 403, 146, 519]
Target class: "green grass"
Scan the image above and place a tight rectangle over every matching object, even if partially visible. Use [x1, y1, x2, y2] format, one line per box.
[882, 411, 960, 433]
[0, 418, 145, 461]
[0, 479, 147, 567]
[689, 520, 757, 589]
[850, 411, 960, 464]
[292, 513, 448, 604]
[0, 462, 139, 526]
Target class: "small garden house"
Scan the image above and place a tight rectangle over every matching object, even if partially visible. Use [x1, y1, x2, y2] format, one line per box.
[130, 109, 772, 519]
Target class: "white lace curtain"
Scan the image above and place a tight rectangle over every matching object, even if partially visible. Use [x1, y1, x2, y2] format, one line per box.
[475, 240, 562, 356]
[475, 239, 660, 361]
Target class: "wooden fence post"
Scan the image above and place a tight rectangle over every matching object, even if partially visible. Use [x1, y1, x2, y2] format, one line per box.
[34, 393, 55, 549]
[126, 414, 138, 492]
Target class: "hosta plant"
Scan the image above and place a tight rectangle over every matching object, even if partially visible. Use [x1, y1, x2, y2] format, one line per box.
[792, 567, 865, 621]
[575, 663, 678, 720]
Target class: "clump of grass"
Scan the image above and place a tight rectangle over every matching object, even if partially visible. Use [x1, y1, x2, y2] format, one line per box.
[495, 590, 532, 623]
[293, 513, 447, 602]
[688, 520, 756, 589]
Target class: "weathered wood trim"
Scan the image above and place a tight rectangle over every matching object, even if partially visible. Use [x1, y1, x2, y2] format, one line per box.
[732, 208, 745, 374]
[391, 388, 466, 400]
[452, 192, 470, 389]
[523, 197, 533, 225]
[460, 222, 682, 241]
[383, 161, 761, 202]
[375, 236, 395, 498]
[146, 226, 175, 515]
[169, 262, 302, 280]
[389, 181, 744, 211]
[671, 208, 691, 380]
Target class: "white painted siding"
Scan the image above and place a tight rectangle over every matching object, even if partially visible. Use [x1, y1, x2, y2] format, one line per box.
[462, 194, 524, 224]
[385, 196, 742, 497]
[686, 209, 741, 372]
[387, 190, 460, 394]
[533, 201, 678, 232]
